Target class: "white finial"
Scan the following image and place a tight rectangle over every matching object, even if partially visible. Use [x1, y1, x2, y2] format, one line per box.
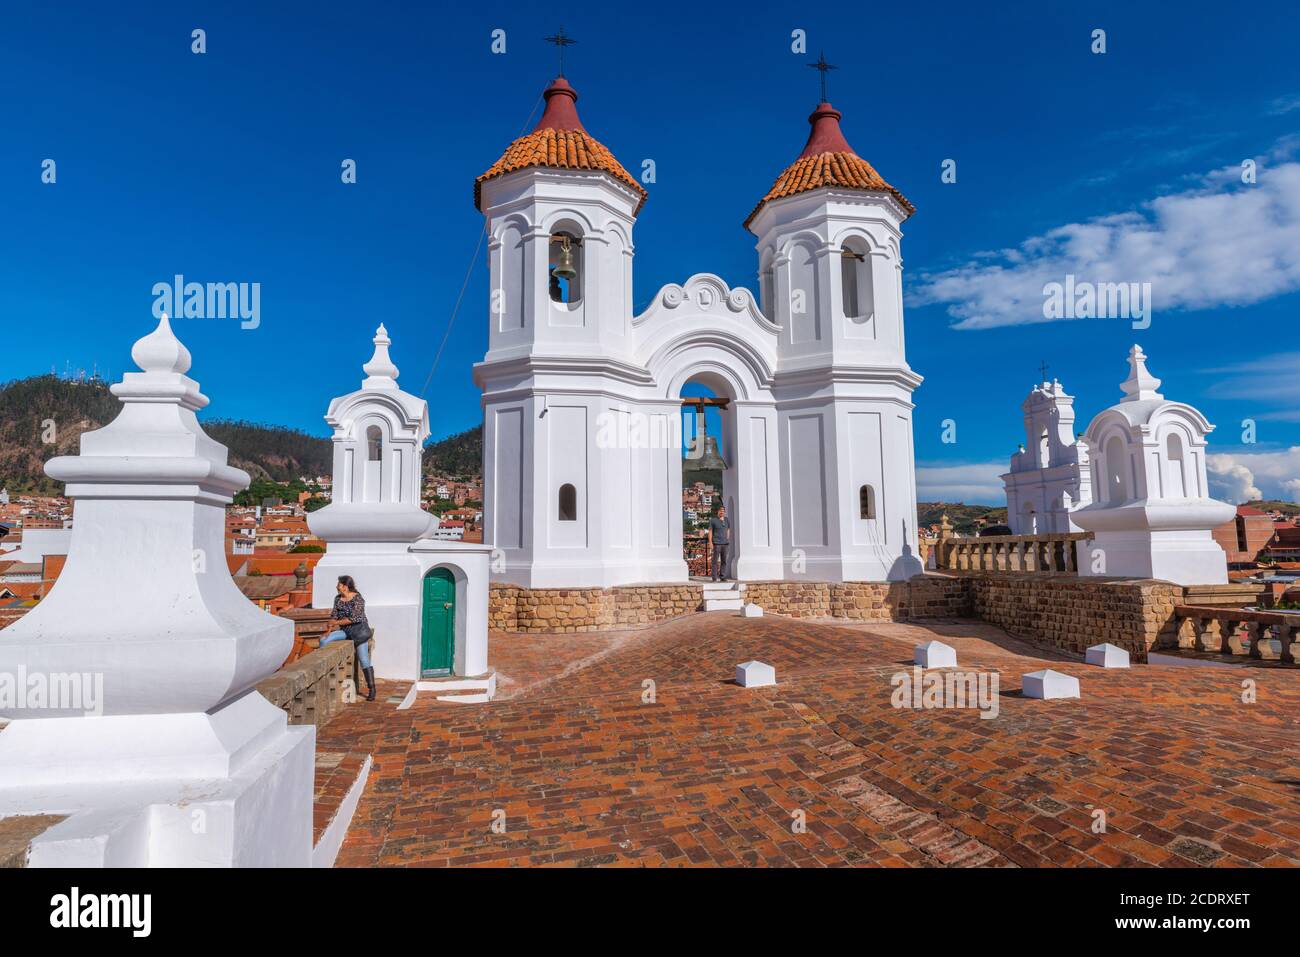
[1120, 343, 1162, 402]
[130, 313, 192, 375]
[362, 323, 399, 382]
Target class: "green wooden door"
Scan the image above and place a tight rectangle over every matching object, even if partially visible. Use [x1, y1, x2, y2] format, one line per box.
[421, 568, 456, 676]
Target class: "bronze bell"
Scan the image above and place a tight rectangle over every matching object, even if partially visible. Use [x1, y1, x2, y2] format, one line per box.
[553, 236, 578, 282]
[684, 411, 728, 471]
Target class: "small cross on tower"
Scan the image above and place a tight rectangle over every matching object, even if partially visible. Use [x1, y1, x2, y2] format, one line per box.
[1039, 360, 1050, 383]
[544, 26, 578, 76]
[808, 51, 837, 103]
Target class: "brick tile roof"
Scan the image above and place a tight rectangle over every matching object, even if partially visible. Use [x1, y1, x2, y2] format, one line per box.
[476, 77, 647, 213]
[745, 102, 913, 230]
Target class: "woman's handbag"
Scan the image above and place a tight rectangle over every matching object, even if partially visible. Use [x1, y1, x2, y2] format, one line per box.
[344, 621, 373, 645]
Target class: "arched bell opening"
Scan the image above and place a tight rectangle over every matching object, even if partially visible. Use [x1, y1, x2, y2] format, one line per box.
[680, 375, 735, 581]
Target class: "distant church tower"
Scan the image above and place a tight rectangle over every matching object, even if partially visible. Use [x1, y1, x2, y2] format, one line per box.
[1002, 377, 1092, 534]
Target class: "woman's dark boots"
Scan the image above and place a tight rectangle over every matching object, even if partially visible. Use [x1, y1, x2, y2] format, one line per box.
[363, 667, 377, 701]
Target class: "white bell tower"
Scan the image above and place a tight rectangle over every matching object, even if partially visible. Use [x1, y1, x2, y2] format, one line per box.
[474, 74, 654, 587]
[746, 97, 923, 581]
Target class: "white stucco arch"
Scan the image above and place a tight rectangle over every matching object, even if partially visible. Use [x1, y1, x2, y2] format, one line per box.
[651, 333, 775, 402]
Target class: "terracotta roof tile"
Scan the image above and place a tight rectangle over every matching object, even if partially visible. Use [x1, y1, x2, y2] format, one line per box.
[745, 103, 912, 230]
[476, 77, 647, 213]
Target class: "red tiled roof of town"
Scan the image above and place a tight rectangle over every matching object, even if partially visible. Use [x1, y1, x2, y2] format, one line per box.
[745, 102, 913, 229]
[42, 554, 67, 581]
[3, 582, 45, 602]
[233, 575, 299, 601]
[226, 555, 248, 576]
[246, 554, 323, 576]
[1237, 504, 1267, 516]
[475, 76, 647, 213]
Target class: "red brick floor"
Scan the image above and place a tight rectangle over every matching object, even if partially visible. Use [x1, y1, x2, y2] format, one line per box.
[316, 614, 1300, 867]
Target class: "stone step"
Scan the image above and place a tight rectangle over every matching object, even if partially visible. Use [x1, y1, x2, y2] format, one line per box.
[703, 597, 745, 612]
[702, 582, 744, 596]
[434, 691, 492, 704]
[416, 672, 497, 704]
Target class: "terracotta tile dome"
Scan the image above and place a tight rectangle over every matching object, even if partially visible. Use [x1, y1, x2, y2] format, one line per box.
[475, 77, 647, 213]
[744, 102, 913, 229]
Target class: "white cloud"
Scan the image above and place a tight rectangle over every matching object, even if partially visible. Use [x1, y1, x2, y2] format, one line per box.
[1202, 352, 1300, 410]
[916, 461, 1006, 504]
[1207, 447, 1300, 503]
[1269, 93, 1300, 115]
[912, 142, 1300, 330]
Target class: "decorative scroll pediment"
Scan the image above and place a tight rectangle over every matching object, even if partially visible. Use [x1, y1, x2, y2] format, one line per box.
[633, 273, 779, 334]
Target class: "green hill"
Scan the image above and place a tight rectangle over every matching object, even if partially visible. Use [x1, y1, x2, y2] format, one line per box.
[424, 425, 482, 476]
[917, 502, 1007, 534]
[0, 375, 331, 493]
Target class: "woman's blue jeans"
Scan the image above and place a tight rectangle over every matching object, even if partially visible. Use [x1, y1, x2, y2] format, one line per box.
[321, 630, 371, 669]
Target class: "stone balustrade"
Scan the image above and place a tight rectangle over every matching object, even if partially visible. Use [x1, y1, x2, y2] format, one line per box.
[1170, 605, 1298, 663]
[936, 524, 1090, 574]
[255, 638, 358, 728]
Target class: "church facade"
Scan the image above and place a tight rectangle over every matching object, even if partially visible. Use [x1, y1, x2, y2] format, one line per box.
[1002, 378, 1092, 534]
[474, 75, 924, 588]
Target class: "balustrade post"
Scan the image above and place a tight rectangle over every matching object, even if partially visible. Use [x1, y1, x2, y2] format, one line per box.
[1196, 617, 1223, 654]
[1225, 619, 1248, 656]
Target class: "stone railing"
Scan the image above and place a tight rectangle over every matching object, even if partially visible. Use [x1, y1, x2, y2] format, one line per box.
[1170, 605, 1298, 663]
[279, 606, 334, 662]
[255, 638, 358, 728]
[936, 532, 1091, 574]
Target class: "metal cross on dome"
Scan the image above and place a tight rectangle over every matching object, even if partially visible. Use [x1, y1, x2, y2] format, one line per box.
[1039, 360, 1050, 382]
[544, 26, 578, 76]
[808, 51, 837, 102]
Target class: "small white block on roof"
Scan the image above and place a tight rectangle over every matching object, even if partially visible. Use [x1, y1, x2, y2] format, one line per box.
[1085, 643, 1130, 668]
[735, 660, 775, 687]
[914, 640, 957, 669]
[1022, 669, 1080, 700]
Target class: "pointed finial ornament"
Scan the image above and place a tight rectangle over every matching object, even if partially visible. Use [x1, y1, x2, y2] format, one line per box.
[1120, 343, 1163, 402]
[130, 312, 192, 375]
[362, 323, 400, 384]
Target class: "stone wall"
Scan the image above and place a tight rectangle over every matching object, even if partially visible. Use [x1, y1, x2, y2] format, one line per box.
[743, 576, 972, 621]
[489, 577, 969, 633]
[969, 575, 1182, 661]
[488, 574, 1230, 664]
[489, 583, 700, 633]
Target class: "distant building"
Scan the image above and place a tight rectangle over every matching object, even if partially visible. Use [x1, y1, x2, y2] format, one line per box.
[1265, 523, 1300, 562]
[1211, 505, 1277, 564]
[431, 521, 465, 541]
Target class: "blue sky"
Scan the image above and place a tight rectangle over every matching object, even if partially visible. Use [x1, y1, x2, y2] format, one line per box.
[3, 1, 1298, 503]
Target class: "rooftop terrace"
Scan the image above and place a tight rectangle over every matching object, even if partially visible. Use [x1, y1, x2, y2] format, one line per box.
[315, 613, 1299, 867]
